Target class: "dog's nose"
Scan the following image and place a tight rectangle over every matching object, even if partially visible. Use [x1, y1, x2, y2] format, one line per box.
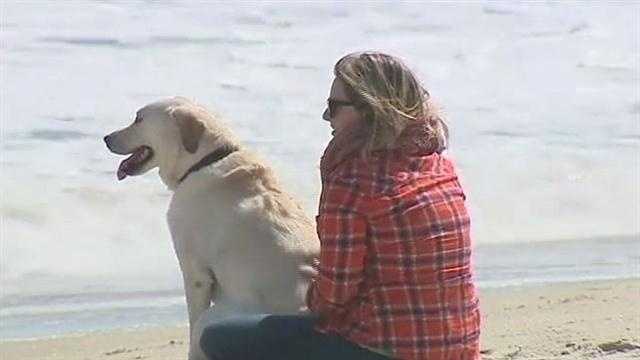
[104, 134, 112, 149]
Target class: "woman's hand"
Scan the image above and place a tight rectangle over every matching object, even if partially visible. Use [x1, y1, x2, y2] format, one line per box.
[298, 257, 320, 313]
[311, 257, 320, 272]
[299, 257, 320, 279]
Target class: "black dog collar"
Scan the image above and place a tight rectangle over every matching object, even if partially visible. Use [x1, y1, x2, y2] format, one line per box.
[178, 144, 239, 184]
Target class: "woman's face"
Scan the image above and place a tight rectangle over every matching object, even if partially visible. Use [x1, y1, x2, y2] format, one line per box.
[323, 78, 363, 136]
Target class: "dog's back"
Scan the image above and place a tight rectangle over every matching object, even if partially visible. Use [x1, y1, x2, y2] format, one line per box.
[169, 148, 318, 308]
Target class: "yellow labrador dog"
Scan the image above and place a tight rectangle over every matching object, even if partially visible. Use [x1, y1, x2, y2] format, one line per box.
[104, 97, 319, 360]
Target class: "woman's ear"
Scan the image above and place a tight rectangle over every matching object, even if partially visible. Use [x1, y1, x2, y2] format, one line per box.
[170, 106, 205, 154]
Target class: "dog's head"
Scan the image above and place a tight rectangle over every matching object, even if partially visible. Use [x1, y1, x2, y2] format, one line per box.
[104, 97, 237, 188]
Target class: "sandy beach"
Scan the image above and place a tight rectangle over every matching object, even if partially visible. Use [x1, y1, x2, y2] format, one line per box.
[1, 279, 638, 360]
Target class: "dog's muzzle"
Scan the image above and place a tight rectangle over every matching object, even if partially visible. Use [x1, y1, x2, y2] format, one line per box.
[104, 134, 154, 180]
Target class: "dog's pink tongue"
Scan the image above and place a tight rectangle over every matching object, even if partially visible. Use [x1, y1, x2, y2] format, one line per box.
[117, 166, 127, 181]
[116, 146, 151, 181]
[116, 151, 139, 181]
[117, 157, 132, 180]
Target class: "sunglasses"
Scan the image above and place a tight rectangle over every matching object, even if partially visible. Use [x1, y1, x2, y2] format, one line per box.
[327, 99, 354, 118]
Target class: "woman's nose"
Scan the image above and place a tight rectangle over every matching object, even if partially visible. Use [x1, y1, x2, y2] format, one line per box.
[322, 108, 330, 121]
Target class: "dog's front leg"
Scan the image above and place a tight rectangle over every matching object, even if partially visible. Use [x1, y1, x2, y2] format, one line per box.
[180, 261, 216, 360]
[182, 266, 215, 333]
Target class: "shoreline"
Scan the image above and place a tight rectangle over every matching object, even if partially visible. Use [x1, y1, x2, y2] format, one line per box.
[1, 278, 638, 359]
[3, 235, 637, 342]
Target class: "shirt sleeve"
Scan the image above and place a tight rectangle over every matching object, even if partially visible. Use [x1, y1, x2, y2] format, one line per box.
[306, 180, 368, 317]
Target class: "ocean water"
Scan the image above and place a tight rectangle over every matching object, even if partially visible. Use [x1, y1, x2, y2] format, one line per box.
[1, 1, 638, 340]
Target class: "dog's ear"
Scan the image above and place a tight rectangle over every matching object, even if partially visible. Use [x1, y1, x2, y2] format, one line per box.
[171, 107, 205, 154]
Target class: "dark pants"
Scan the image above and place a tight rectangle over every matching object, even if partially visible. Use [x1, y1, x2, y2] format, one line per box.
[199, 313, 391, 360]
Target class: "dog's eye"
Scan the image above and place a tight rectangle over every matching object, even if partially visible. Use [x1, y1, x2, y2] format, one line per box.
[134, 114, 143, 124]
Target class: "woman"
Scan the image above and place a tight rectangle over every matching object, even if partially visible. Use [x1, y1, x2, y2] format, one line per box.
[199, 52, 480, 360]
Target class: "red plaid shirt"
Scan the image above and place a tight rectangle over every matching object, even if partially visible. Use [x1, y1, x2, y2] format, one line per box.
[306, 150, 480, 360]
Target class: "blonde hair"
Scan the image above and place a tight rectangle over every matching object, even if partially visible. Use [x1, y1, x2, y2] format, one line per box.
[334, 52, 448, 155]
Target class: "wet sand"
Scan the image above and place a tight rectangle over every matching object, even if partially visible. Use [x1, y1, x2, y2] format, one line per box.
[1, 279, 638, 359]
